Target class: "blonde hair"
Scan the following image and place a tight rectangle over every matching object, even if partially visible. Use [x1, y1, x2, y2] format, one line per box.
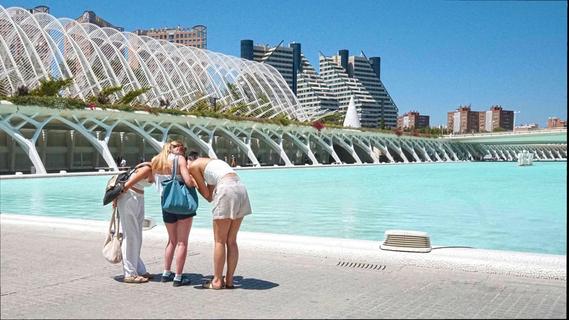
[151, 141, 174, 172]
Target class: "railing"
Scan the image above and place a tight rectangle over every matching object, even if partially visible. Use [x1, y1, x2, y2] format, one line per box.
[443, 128, 567, 139]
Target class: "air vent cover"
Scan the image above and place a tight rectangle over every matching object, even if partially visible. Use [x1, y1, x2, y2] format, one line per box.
[380, 230, 432, 253]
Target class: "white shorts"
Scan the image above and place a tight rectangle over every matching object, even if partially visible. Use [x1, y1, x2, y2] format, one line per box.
[212, 176, 252, 220]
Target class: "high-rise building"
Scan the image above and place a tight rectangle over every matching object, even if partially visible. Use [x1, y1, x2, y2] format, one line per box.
[241, 41, 399, 128]
[447, 105, 480, 134]
[397, 111, 430, 130]
[296, 56, 339, 112]
[240, 40, 337, 113]
[134, 26, 207, 49]
[75, 11, 123, 31]
[479, 105, 514, 132]
[547, 117, 567, 128]
[317, 51, 398, 128]
[241, 40, 295, 90]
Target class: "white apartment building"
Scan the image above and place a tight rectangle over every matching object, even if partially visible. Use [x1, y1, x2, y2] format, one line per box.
[241, 40, 398, 128]
[251, 43, 295, 89]
[349, 55, 398, 128]
[296, 56, 338, 112]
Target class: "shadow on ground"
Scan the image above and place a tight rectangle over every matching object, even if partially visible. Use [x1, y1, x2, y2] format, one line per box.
[112, 273, 278, 290]
[194, 275, 279, 290]
[113, 272, 205, 285]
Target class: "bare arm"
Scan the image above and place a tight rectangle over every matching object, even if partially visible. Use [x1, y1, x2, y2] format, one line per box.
[123, 165, 152, 191]
[176, 156, 196, 188]
[189, 164, 212, 202]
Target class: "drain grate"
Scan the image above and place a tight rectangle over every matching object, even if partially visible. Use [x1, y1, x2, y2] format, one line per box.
[336, 261, 386, 270]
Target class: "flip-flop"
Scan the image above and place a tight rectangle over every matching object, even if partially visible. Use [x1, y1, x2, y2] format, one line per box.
[202, 280, 223, 290]
[224, 284, 236, 289]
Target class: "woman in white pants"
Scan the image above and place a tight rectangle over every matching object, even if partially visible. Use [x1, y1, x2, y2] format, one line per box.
[115, 162, 154, 284]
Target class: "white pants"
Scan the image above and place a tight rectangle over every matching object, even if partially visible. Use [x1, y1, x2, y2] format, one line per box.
[117, 189, 147, 277]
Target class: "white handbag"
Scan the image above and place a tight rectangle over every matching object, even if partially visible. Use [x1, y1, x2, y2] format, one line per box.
[102, 207, 123, 264]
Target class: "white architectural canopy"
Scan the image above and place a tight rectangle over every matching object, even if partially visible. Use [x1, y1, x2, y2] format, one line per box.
[0, 6, 318, 121]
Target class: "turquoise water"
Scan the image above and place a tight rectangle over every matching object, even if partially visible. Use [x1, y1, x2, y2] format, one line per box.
[0, 162, 566, 255]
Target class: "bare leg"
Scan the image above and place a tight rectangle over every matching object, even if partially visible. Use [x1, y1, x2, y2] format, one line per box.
[164, 222, 177, 272]
[225, 218, 243, 287]
[212, 219, 231, 288]
[174, 217, 193, 275]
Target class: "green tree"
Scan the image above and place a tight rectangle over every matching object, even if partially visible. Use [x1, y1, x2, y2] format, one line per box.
[95, 85, 123, 104]
[117, 87, 150, 104]
[30, 77, 74, 97]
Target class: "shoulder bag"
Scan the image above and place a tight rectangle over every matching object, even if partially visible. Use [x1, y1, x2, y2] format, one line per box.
[102, 206, 123, 264]
[161, 156, 199, 215]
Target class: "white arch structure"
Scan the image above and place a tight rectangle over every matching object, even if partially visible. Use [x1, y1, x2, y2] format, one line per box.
[0, 103, 565, 174]
[0, 6, 320, 121]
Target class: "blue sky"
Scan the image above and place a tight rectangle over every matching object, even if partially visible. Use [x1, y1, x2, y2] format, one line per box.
[2, 0, 567, 127]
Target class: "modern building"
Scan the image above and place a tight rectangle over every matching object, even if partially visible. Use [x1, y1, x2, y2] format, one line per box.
[240, 40, 296, 91]
[75, 10, 123, 31]
[241, 41, 399, 128]
[547, 117, 567, 128]
[240, 40, 336, 117]
[0, 6, 314, 121]
[134, 26, 207, 49]
[397, 111, 430, 130]
[296, 56, 339, 112]
[448, 105, 514, 134]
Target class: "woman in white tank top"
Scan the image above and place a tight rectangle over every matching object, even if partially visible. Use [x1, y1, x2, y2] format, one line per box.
[151, 141, 196, 287]
[187, 151, 252, 289]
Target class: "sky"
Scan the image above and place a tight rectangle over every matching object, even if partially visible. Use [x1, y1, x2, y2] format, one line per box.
[2, 0, 567, 127]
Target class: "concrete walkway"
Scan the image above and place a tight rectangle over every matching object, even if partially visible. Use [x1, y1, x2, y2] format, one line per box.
[1, 214, 566, 319]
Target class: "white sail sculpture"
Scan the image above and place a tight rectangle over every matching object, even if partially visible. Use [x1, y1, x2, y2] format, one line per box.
[0, 5, 321, 121]
[343, 96, 361, 128]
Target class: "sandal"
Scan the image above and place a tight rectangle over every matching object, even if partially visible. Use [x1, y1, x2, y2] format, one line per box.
[202, 280, 223, 290]
[124, 275, 148, 284]
[140, 273, 154, 280]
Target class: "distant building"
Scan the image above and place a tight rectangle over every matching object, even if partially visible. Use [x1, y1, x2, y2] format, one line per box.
[447, 105, 480, 134]
[241, 41, 399, 128]
[547, 117, 567, 128]
[75, 11, 123, 31]
[448, 105, 514, 134]
[28, 5, 49, 14]
[135, 26, 207, 49]
[397, 111, 430, 130]
[479, 105, 514, 132]
[515, 123, 539, 132]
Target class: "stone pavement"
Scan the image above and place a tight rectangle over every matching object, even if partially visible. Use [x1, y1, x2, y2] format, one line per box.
[0, 214, 566, 319]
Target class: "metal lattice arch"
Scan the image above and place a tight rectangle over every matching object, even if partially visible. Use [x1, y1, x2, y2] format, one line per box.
[0, 5, 319, 121]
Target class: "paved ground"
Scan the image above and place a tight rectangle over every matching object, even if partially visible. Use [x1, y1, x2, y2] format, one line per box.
[1, 214, 566, 319]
